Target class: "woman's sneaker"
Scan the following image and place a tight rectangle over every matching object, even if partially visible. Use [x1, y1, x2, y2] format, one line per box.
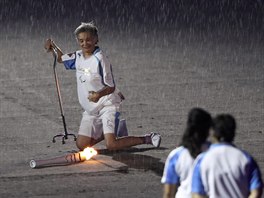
[145, 132, 161, 147]
[151, 132, 161, 147]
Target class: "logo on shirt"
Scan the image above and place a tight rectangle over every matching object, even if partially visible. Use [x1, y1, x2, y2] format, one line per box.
[78, 68, 91, 74]
[79, 75, 86, 83]
[107, 119, 114, 129]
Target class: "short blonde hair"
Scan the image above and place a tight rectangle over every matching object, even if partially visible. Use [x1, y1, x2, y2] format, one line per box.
[74, 22, 98, 38]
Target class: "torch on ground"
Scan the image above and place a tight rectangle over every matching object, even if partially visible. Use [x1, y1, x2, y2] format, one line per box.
[30, 147, 98, 169]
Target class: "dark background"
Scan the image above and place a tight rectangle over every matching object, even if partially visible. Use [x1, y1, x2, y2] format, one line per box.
[1, 0, 264, 38]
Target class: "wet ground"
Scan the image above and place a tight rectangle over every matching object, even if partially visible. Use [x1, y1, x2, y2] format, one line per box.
[0, 1, 264, 197]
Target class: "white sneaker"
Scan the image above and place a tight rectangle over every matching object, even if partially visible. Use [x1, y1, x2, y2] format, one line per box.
[150, 132, 161, 148]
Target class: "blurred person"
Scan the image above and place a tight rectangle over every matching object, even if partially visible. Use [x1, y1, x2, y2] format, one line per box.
[192, 114, 263, 198]
[44, 22, 161, 151]
[161, 108, 212, 198]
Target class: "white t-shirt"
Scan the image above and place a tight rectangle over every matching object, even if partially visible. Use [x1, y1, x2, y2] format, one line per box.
[61, 47, 121, 114]
[192, 143, 263, 198]
[162, 145, 209, 198]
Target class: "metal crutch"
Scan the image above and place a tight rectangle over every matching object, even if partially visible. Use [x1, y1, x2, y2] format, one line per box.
[51, 48, 77, 144]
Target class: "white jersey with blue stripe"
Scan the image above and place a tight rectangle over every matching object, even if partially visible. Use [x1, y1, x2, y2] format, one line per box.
[192, 143, 263, 198]
[161, 146, 195, 198]
[61, 47, 121, 114]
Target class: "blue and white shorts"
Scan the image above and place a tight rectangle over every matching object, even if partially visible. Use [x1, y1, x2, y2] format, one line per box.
[78, 104, 120, 140]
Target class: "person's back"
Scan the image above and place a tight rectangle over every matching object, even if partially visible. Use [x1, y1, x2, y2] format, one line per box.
[162, 146, 195, 197]
[192, 114, 263, 198]
[162, 108, 212, 198]
[193, 143, 260, 197]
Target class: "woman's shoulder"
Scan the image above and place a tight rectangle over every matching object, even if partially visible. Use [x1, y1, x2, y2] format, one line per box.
[167, 146, 187, 159]
[93, 47, 102, 57]
[93, 47, 111, 62]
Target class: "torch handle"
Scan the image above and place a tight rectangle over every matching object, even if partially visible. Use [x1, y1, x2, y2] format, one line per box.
[30, 153, 86, 168]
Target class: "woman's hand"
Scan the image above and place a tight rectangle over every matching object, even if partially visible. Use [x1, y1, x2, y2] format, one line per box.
[88, 91, 100, 103]
[44, 39, 64, 63]
[44, 38, 53, 52]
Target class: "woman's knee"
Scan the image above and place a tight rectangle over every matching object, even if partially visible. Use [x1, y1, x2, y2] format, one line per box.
[76, 141, 86, 151]
[76, 136, 91, 151]
[105, 140, 118, 151]
[104, 134, 118, 151]
[105, 144, 117, 151]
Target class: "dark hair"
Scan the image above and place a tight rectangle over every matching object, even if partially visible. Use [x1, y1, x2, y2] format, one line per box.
[212, 114, 236, 143]
[74, 22, 98, 38]
[181, 108, 212, 158]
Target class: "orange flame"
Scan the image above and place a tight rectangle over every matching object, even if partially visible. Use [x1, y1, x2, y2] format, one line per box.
[79, 147, 98, 160]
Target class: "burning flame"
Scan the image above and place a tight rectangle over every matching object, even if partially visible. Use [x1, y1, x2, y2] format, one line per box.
[80, 147, 98, 160]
